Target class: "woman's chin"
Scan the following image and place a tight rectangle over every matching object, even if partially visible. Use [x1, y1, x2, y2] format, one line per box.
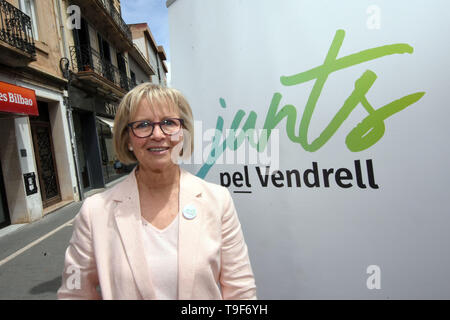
[141, 158, 177, 173]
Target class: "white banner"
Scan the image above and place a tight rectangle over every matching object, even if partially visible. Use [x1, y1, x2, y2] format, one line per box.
[169, 0, 450, 298]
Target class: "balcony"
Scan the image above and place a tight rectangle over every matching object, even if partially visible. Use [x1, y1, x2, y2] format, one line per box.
[70, 45, 135, 99]
[0, 0, 36, 67]
[98, 0, 131, 41]
[70, 0, 132, 52]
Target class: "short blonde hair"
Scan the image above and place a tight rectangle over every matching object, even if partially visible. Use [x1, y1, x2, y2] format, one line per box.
[113, 83, 194, 164]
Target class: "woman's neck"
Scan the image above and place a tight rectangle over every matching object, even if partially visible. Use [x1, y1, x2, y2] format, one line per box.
[135, 164, 180, 191]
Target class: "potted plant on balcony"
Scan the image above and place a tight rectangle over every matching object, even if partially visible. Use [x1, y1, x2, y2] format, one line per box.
[83, 65, 92, 72]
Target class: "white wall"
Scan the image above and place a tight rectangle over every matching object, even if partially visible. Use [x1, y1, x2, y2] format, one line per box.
[169, 0, 450, 299]
[14, 117, 42, 221]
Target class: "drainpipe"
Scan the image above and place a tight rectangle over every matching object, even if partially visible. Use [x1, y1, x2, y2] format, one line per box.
[56, 0, 84, 200]
[55, 0, 70, 60]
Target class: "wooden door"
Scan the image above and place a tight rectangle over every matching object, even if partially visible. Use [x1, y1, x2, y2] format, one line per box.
[31, 121, 61, 208]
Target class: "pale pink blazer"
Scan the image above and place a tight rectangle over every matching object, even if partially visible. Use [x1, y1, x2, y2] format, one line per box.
[57, 168, 257, 300]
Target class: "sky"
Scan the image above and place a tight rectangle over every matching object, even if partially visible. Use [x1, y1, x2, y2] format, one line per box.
[120, 0, 171, 83]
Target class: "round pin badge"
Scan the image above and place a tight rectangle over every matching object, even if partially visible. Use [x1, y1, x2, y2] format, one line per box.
[182, 204, 197, 220]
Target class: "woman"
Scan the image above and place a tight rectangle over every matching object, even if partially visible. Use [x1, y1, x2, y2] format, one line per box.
[57, 83, 257, 300]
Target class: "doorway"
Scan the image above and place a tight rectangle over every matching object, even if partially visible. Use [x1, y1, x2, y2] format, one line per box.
[72, 111, 91, 190]
[30, 102, 61, 208]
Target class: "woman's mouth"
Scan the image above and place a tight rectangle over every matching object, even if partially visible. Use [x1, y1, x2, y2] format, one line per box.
[147, 147, 170, 155]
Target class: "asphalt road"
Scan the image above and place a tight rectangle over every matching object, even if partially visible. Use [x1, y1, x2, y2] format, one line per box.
[0, 201, 82, 300]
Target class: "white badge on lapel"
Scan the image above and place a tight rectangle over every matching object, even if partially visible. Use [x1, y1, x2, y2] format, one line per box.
[182, 204, 197, 220]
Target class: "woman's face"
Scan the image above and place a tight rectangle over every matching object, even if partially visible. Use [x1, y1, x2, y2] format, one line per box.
[128, 98, 183, 173]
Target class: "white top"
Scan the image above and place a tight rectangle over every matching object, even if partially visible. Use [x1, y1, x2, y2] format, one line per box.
[141, 214, 179, 300]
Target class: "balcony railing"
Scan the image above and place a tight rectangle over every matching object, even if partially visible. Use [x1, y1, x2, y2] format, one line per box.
[70, 45, 136, 92]
[98, 0, 132, 43]
[0, 0, 35, 56]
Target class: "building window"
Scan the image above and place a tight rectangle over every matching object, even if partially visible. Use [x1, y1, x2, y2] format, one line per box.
[19, 0, 39, 41]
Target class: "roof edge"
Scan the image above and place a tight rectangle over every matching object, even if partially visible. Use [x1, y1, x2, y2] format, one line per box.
[166, 0, 177, 8]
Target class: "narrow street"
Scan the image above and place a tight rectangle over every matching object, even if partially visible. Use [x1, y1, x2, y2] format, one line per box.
[0, 201, 80, 300]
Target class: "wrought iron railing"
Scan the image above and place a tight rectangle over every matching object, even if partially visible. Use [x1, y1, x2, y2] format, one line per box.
[0, 0, 35, 56]
[70, 45, 135, 91]
[98, 0, 132, 43]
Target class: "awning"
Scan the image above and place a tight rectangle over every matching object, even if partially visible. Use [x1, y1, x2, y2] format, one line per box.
[96, 116, 115, 128]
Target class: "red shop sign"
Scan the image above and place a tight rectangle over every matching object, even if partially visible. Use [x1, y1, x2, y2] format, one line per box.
[0, 81, 38, 116]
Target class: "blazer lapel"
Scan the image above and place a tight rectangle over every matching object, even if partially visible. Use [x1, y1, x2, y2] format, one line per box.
[113, 170, 156, 300]
[178, 168, 204, 300]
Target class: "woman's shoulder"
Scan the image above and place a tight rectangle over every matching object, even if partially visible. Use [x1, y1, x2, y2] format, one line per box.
[82, 172, 136, 209]
[181, 168, 231, 201]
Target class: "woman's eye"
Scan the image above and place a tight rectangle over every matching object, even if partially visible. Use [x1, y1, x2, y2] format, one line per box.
[136, 121, 150, 129]
[163, 119, 175, 126]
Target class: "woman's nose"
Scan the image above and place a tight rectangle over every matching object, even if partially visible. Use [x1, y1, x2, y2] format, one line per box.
[151, 124, 165, 139]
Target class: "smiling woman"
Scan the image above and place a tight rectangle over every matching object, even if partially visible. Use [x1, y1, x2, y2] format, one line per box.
[113, 83, 194, 167]
[57, 83, 257, 300]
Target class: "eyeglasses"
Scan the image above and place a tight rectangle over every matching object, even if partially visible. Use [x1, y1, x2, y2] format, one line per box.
[127, 118, 184, 138]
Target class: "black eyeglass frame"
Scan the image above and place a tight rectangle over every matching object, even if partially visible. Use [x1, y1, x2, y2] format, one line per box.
[127, 118, 185, 138]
